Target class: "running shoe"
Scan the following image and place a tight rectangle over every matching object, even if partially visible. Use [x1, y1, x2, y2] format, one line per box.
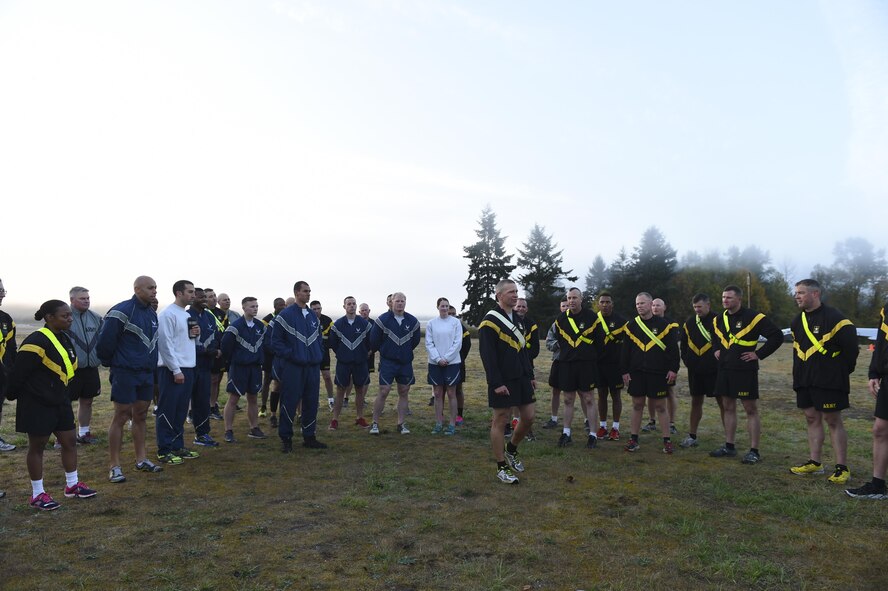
[428, 396, 435, 406]
[741, 450, 761, 465]
[595, 426, 608, 439]
[541, 418, 558, 429]
[586, 435, 597, 449]
[156, 452, 184, 465]
[173, 447, 199, 459]
[108, 466, 126, 483]
[303, 436, 328, 449]
[669, 424, 678, 435]
[641, 420, 656, 433]
[624, 439, 640, 452]
[828, 466, 851, 484]
[431, 423, 443, 434]
[709, 446, 737, 458]
[398, 423, 411, 435]
[76, 432, 98, 445]
[269, 415, 278, 429]
[504, 446, 525, 472]
[369, 422, 380, 435]
[135, 460, 163, 473]
[193, 434, 219, 447]
[343, 397, 349, 408]
[496, 466, 519, 484]
[259, 408, 267, 418]
[525, 430, 536, 442]
[790, 460, 824, 476]
[445, 425, 456, 436]
[511, 418, 519, 430]
[455, 415, 464, 427]
[355, 417, 370, 428]
[281, 438, 293, 453]
[844, 481, 888, 500]
[186, 411, 193, 424]
[248, 427, 267, 439]
[328, 398, 334, 411]
[0, 436, 17, 451]
[663, 441, 675, 455]
[64, 482, 97, 498]
[224, 430, 235, 443]
[679, 436, 698, 448]
[608, 428, 620, 441]
[328, 419, 339, 431]
[29, 492, 60, 511]
[209, 408, 223, 421]
[557, 433, 572, 447]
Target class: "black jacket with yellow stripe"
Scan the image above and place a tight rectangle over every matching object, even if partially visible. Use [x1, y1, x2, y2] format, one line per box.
[620, 315, 680, 375]
[479, 306, 533, 389]
[712, 307, 782, 372]
[518, 313, 540, 365]
[592, 311, 627, 366]
[869, 306, 888, 379]
[555, 308, 598, 362]
[681, 312, 718, 375]
[7, 329, 78, 405]
[790, 305, 857, 392]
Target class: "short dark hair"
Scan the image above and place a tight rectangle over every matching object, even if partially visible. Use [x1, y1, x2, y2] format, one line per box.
[173, 280, 193, 296]
[293, 281, 309, 293]
[242, 297, 257, 305]
[692, 293, 710, 304]
[723, 285, 743, 298]
[795, 278, 822, 291]
[598, 291, 613, 300]
[310, 300, 321, 307]
[35, 300, 67, 321]
[343, 296, 356, 304]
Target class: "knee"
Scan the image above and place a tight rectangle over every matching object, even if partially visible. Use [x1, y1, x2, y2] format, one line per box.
[873, 420, 888, 441]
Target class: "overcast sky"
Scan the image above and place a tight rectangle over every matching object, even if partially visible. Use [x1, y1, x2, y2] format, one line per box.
[1, 0, 885, 319]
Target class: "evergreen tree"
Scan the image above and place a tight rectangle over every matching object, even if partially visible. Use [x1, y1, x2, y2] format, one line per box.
[584, 255, 609, 300]
[461, 206, 516, 326]
[515, 224, 577, 331]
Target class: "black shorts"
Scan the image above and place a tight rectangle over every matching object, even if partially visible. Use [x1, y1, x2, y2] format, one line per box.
[488, 378, 535, 409]
[547, 360, 560, 389]
[876, 379, 888, 421]
[263, 352, 275, 373]
[16, 396, 75, 436]
[796, 387, 849, 413]
[596, 363, 624, 392]
[558, 360, 598, 392]
[688, 371, 717, 398]
[68, 367, 101, 401]
[627, 372, 669, 399]
[715, 370, 759, 400]
[321, 349, 331, 371]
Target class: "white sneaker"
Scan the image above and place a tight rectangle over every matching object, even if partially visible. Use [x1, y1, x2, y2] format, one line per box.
[369, 422, 380, 435]
[398, 423, 410, 435]
[496, 467, 519, 484]
[679, 436, 698, 448]
[0, 437, 16, 452]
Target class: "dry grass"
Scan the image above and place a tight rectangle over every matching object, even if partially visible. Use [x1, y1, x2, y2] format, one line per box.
[1, 344, 887, 591]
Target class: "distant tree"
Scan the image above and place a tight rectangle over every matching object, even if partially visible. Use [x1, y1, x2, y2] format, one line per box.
[461, 206, 516, 326]
[812, 237, 888, 324]
[620, 227, 677, 306]
[607, 248, 634, 315]
[515, 224, 577, 332]
[584, 255, 609, 300]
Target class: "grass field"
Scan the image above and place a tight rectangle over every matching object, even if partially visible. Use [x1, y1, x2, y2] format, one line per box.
[1, 343, 887, 591]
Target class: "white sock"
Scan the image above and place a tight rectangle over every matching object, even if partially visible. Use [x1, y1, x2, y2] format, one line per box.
[563, 427, 572, 437]
[31, 479, 44, 497]
[613, 421, 620, 430]
[65, 470, 79, 488]
[550, 415, 558, 422]
[599, 421, 607, 428]
[79, 425, 90, 437]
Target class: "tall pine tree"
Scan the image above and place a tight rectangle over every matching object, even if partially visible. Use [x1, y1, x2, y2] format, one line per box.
[461, 206, 516, 326]
[516, 224, 577, 330]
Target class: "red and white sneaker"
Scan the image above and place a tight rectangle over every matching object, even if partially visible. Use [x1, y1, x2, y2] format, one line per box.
[608, 428, 620, 441]
[595, 426, 608, 439]
[64, 482, 97, 499]
[355, 417, 370, 428]
[510, 418, 519, 430]
[30, 492, 61, 511]
[328, 419, 339, 431]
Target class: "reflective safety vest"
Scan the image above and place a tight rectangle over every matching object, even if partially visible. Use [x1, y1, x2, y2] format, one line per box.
[39, 328, 76, 384]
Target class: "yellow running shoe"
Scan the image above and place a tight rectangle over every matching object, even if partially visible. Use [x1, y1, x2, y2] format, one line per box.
[828, 465, 850, 484]
[790, 460, 824, 475]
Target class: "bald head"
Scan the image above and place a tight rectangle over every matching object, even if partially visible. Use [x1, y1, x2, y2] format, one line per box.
[651, 298, 666, 317]
[134, 276, 157, 306]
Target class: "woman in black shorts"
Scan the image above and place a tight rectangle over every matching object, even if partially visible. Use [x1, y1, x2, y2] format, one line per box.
[8, 300, 97, 510]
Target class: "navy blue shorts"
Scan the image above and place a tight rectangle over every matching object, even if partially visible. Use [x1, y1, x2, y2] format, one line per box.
[335, 361, 370, 387]
[110, 368, 154, 404]
[427, 363, 461, 387]
[378, 358, 415, 386]
[227, 364, 262, 396]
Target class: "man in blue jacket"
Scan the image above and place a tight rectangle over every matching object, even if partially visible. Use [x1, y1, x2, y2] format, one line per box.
[270, 281, 326, 452]
[368, 292, 421, 435]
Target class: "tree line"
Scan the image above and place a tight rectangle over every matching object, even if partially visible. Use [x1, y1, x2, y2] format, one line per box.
[461, 206, 887, 332]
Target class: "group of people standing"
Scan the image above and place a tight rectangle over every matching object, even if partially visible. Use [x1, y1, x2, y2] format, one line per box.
[478, 277, 888, 498]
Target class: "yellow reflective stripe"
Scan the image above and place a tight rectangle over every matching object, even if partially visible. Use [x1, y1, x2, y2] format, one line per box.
[881, 308, 888, 342]
[561, 312, 595, 348]
[597, 311, 617, 344]
[20, 341, 77, 385]
[801, 312, 827, 355]
[683, 324, 712, 356]
[634, 317, 666, 350]
[38, 328, 75, 380]
[794, 317, 852, 361]
[722, 312, 762, 347]
[0, 321, 13, 359]
[695, 315, 711, 343]
[479, 319, 521, 352]
[209, 312, 224, 331]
